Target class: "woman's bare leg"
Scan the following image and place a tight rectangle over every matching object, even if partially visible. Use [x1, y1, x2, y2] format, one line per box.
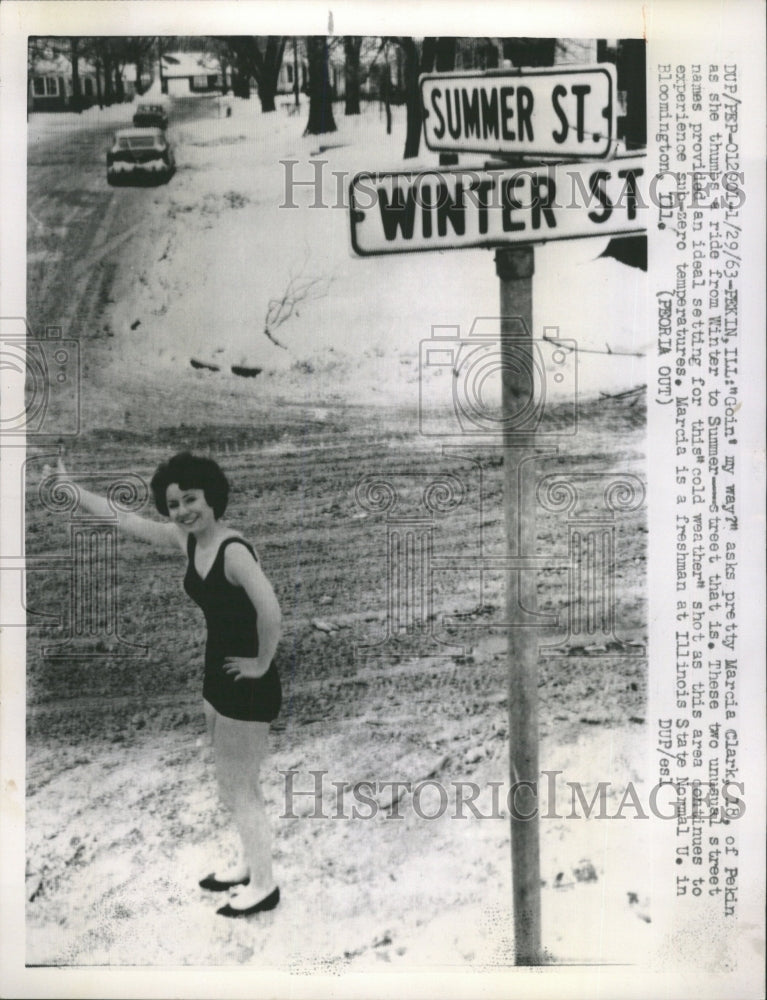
[203, 699, 217, 744]
[203, 699, 251, 883]
[210, 709, 275, 899]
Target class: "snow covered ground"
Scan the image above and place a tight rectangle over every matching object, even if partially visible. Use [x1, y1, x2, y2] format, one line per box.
[23, 95, 652, 976]
[28, 97, 648, 410]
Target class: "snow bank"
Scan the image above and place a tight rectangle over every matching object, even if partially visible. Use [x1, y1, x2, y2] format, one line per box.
[104, 98, 648, 407]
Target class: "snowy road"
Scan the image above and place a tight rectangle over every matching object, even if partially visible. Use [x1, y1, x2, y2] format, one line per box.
[26, 97, 221, 338]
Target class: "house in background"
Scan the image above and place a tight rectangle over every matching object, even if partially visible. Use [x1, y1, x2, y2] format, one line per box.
[28, 51, 100, 111]
[28, 44, 141, 111]
[274, 40, 356, 101]
[276, 54, 307, 97]
[160, 52, 230, 95]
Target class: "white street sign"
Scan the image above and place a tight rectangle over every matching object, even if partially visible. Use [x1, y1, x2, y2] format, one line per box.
[420, 66, 617, 160]
[349, 156, 646, 257]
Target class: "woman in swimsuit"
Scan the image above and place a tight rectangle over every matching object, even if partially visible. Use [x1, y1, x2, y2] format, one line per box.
[56, 451, 282, 918]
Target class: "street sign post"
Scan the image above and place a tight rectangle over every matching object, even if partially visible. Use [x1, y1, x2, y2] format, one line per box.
[349, 156, 646, 256]
[350, 61, 646, 967]
[420, 65, 617, 160]
[495, 245, 543, 966]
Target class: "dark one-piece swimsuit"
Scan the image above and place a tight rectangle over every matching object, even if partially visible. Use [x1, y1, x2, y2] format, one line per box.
[183, 534, 281, 722]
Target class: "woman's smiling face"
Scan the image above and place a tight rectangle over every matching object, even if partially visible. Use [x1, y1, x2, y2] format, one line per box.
[165, 484, 217, 533]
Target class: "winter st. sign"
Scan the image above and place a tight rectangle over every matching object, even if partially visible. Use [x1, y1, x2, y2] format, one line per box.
[348, 156, 647, 257]
[420, 65, 617, 160]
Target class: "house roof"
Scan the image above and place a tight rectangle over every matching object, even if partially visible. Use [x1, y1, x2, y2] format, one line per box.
[30, 49, 136, 81]
[161, 51, 222, 78]
[32, 52, 102, 77]
[31, 52, 71, 76]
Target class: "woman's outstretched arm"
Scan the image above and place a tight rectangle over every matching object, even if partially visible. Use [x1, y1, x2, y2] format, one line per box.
[55, 457, 184, 550]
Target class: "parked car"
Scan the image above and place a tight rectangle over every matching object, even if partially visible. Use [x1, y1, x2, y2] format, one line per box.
[132, 101, 168, 129]
[106, 128, 175, 185]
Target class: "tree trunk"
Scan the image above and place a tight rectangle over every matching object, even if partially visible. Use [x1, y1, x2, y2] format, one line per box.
[219, 36, 285, 111]
[420, 37, 437, 74]
[70, 38, 81, 111]
[435, 37, 456, 73]
[293, 37, 300, 108]
[232, 71, 250, 99]
[382, 63, 392, 135]
[398, 38, 422, 159]
[135, 55, 145, 95]
[616, 38, 646, 150]
[503, 38, 557, 68]
[344, 36, 361, 115]
[95, 58, 104, 108]
[259, 88, 277, 112]
[113, 63, 124, 103]
[102, 52, 114, 104]
[218, 55, 229, 95]
[258, 36, 286, 113]
[434, 37, 458, 166]
[304, 36, 337, 135]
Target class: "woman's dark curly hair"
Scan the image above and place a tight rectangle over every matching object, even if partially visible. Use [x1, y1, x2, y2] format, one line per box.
[150, 452, 230, 519]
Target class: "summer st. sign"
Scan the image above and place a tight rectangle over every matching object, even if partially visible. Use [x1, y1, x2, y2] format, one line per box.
[420, 65, 617, 160]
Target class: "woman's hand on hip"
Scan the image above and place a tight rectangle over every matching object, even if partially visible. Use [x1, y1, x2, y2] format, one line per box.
[223, 656, 270, 680]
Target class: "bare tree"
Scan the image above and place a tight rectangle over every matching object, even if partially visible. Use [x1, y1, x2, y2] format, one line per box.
[70, 37, 81, 111]
[110, 39, 128, 102]
[343, 36, 361, 115]
[358, 37, 393, 132]
[123, 36, 158, 96]
[459, 37, 501, 70]
[215, 36, 287, 112]
[27, 36, 51, 71]
[80, 38, 131, 105]
[381, 47, 392, 135]
[391, 37, 440, 159]
[434, 37, 456, 72]
[502, 37, 557, 67]
[263, 265, 332, 350]
[304, 36, 337, 135]
[94, 40, 115, 104]
[32, 35, 161, 108]
[397, 38, 422, 159]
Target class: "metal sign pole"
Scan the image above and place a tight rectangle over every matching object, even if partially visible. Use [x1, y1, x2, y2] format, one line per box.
[495, 245, 542, 965]
[348, 58, 634, 970]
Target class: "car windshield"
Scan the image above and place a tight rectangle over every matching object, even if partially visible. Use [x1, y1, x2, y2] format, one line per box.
[127, 135, 159, 149]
